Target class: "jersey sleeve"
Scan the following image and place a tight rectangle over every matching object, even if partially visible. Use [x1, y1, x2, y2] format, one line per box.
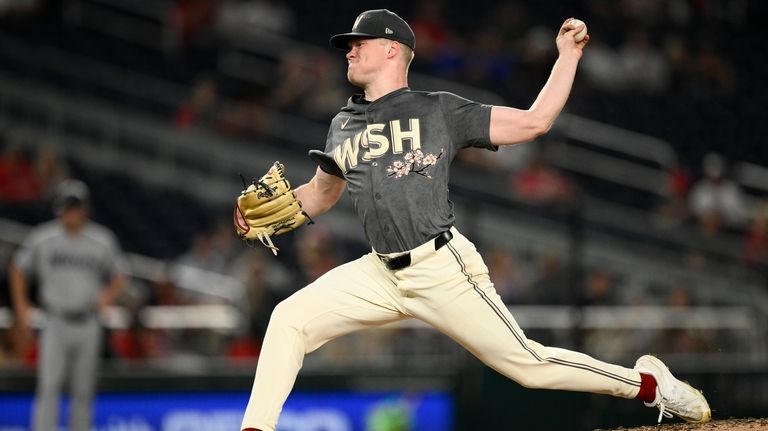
[308, 124, 345, 179]
[438, 92, 496, 151]
[13, 232, 40, 276]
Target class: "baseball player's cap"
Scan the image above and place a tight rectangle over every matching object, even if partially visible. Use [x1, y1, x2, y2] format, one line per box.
[53, 179, 90, 213]
[330, 9, 415, 50]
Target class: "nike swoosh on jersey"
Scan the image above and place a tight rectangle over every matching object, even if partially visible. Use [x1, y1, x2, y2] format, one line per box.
[341, 117, 351, 129]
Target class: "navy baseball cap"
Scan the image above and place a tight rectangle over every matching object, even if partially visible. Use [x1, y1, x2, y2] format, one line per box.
[330, 9, 415, 50]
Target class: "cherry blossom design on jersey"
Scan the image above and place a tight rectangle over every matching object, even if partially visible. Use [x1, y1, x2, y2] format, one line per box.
[386, 148, 444, 179]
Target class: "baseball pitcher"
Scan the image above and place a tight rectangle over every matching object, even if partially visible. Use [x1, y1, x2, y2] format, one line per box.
[235, 10, 710, 431]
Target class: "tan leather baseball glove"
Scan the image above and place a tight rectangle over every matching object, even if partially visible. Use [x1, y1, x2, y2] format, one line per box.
[233, 162, 309, 254]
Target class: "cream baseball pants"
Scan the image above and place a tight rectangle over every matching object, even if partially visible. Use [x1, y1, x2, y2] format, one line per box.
[242, 227, 641, 430]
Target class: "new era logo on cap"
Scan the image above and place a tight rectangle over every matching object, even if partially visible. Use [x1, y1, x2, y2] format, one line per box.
[330, 9, 415, 50]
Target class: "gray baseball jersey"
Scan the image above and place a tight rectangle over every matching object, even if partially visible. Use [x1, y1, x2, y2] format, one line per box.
[310, 88, 495, 253]
[14, 220, 126, 313]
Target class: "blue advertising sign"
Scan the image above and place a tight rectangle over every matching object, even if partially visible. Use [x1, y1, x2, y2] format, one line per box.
[0, 390, 453, 431]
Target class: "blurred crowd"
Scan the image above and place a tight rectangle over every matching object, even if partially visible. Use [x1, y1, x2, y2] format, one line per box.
[160, 0, 767, 257]
[1, 131, 758, 369]
[161, 0, 746, 98]
[0, 139, 70, 226]
[161, 0, 756, 152]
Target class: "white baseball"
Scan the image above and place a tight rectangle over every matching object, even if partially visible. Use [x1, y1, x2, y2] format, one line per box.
[569, 18, 588, 42]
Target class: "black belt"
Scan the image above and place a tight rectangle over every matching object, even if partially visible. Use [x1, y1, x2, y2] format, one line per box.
[379, 230, 453, 271]
[49, 309, 95, 323]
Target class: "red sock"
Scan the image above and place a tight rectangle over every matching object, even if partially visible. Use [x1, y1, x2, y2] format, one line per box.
[635, 373, 658, 403]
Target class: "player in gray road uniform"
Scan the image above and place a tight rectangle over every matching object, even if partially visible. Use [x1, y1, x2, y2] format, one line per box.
[241, 10, 710, 430]
[10, 179, 126, 431]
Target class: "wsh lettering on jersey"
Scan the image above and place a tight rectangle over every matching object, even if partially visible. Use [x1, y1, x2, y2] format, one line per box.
[334, 119, 421, 173]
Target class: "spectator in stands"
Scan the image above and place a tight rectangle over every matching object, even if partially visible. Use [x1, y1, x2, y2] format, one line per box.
[0, 242, 21, 369]
[662, 35, 694, 95]
[580, 40, 626, 93]
[174, 75, 219, 131]
[268, 51, 347, 121]
[407, 1, 467, 80]
[503, 7, 569, 97]
[174, 230, 227, 274]
[408, 0, 452, 62]
[687, 44, 736, 99]
[170, 229, 230, 304]
[580, 269, 638, 362]
[109, 271, 183, 362]
[270, 51, 311, 113]
[216, 96, 270, 138]
[490, 1, 529, 51]
[618, 29, 670, 94]
[165, 0, 222, 53]
[299, 53, 348, 120]
[1, 242, 38, 370]
[211, 218, 242, 269]
[0, 143, 49, 224]
[109, 313, 152, 362]
[510, 145, 577, 206]
[462, 2, 529, 94]
[0, 0, 40, 17]
[743, 202, 768, 271]
[689, 152, 748, 229]
[148, 270, 187, 307]
[34, 146, 70, 199]
[0, 145, 41, 205]
[504, 24, 559, 102]
[653, 164, 692, 228]
[486, 246, 530, 304]
[295, 225, 342, 287]
[581, 268, 619, 306]
[0, 243, 13, 311]
[618, 0, 665, 26]
[0, 328, 12, 368]
[462, 28, 517, 90]
[582, 0, 622, 43]
[529, 251, 571, 304]
[651, 287, 715, 355]
[216, 0, 295, 37]
[239, 250, 275, 335]
[227, 248, 292, 358]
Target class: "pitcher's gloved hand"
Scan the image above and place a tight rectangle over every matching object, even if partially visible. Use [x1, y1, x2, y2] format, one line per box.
[233, 162, 310, 255]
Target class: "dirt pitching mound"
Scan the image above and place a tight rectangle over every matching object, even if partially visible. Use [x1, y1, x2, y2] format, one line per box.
[600, 418, 768, 431]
